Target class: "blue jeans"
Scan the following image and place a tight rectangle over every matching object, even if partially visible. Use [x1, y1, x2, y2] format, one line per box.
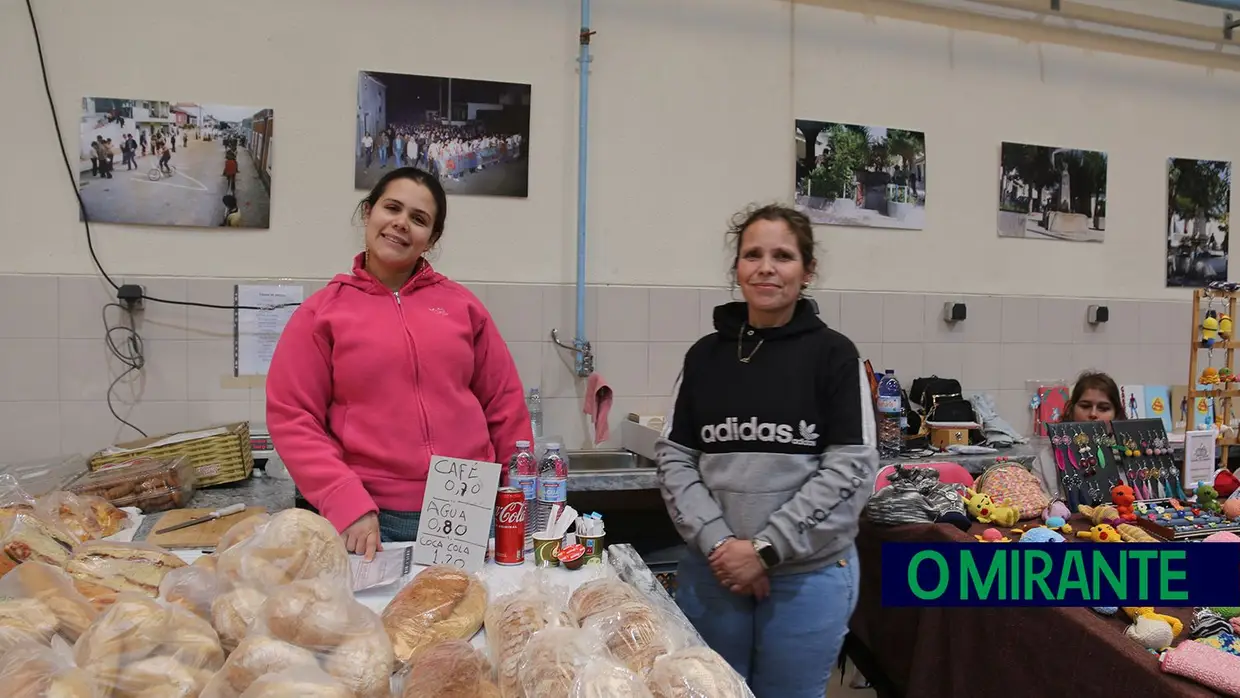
[675, 545, 859, 698]
[377, 510, 420, 543]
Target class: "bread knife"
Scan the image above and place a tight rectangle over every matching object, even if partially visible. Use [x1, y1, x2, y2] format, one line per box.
[154, 503, 247, 534]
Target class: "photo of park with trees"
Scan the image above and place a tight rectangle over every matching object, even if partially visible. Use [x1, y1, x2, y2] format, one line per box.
[1167, 157, 1231, 287]
[998, 142, 1108, 243]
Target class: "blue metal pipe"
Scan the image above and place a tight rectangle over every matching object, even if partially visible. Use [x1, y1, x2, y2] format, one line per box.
[574, 0, 594, 376]
[1178, 0, 1240, 11]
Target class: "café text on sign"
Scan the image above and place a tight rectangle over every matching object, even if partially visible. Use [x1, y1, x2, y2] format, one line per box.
[412, 455, 503, 573]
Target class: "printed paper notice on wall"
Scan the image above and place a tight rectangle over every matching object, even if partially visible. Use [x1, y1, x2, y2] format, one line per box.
[234, 284, 304, 376]
[412, 455, 502, 574]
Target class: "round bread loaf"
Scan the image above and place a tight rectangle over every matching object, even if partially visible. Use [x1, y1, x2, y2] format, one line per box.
[403, 640, 500, 698]
[212, 587, 268, 652]
[516, 626, 597, 698]
[381, 565, 486, 665]
[646, 647, 747, 698]
[236, 667, 354, 698]
[216, 514, 270, 554]
[13, 563, 99, 642]
[322, 627, 395, 698]
[262, 578, 356, 650]
[215, 510, 347, 590]
[569, 659, 654, 698]
[201, 635, 319, 698]
[584, 601, 670, 676]
[567, 578, 640, 624]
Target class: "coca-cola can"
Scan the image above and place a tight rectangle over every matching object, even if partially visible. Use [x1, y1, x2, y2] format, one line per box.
[494, 487, 526, 566]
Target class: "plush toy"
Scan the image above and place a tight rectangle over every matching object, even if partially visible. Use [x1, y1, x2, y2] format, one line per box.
[1123, 606, 1184, 651]
[1111, 484, 1137, 522]
[975, 528, 1011, 543]
[1116, 524, 1159, 542]
[963, 489, 1020, 527]
[1198, 485, 1222, 515]
[1092, 606, 1119, 615]
[1017, 527, 1065, 543]
[1215, 470, 1240, 499]
[1191, 608, 1234, 639]
[1042, 499, 1071, 522]
[1078, 504, 1122, 526]
[1077, 524, 1121, 542]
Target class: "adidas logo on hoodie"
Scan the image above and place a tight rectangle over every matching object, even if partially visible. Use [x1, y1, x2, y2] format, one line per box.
[700, 418, 819, 447]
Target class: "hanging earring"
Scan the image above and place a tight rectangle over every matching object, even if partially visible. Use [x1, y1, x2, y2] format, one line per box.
[729, 283, 741, 301]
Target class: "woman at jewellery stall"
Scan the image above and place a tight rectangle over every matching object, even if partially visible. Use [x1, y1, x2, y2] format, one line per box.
[266, 167, 531, 561]
[656, 204, 879, 698]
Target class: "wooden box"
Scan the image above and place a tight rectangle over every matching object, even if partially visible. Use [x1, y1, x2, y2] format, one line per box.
[926, 422, 980, 450]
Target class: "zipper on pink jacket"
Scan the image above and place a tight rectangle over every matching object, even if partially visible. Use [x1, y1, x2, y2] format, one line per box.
[393, 291, 436, 459]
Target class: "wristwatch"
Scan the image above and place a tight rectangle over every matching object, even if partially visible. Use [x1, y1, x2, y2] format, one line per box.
[709, 535, 735, 555]
[752, 538, 780, 569]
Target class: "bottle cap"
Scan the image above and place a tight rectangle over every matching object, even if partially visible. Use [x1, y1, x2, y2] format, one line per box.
[546, 442, 561, 450]
[516, 440, 531, 448]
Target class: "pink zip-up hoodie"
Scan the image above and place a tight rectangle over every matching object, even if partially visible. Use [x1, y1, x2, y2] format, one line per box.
[266, 253, 532, 533]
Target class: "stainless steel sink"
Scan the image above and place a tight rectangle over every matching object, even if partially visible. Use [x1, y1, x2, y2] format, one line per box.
[566, 449, 656, 474]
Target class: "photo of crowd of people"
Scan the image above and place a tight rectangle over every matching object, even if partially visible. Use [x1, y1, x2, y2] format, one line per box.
[356, 71, 531, 198]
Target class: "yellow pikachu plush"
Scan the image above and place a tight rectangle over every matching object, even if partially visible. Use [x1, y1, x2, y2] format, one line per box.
[963, 488, 1020, 527]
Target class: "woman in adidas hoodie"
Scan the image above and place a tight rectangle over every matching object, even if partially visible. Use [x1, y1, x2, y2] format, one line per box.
[266, 167, 531, 561]
[656, 204, 879, 698]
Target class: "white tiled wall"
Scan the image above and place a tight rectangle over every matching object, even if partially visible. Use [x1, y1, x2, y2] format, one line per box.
[0, 274, 1194, 462]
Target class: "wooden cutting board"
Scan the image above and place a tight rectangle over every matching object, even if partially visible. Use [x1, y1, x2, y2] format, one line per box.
[138, 507, 267, 550]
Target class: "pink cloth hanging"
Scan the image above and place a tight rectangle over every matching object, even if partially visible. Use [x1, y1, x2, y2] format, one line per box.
[584, 373, 614, 445]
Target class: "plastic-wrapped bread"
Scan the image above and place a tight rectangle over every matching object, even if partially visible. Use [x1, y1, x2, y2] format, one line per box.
[73, 593, 225, 697]
[215, 510, 349, 590]
[569, 658, 654, 698]
[2, 511, 79, 569]
[2, 641, 103, 698]
[159, 565, 220, 621]
[402, 639, 500, 698]
[216, 513, 270, 554]
[646, 648, 748, 698]
[380, 565, 487, 666]
[582, 601, 676, 677]
[211, 586, 267, 652]
[0, 561, 99, 643]
[516, 626, 601, 698]
[486, 582, 572, 698]
[65, 541, 188, 598]
[239, 665, 354, 698]
[200, 635, 320, 698]
[567, 577, 642, 625]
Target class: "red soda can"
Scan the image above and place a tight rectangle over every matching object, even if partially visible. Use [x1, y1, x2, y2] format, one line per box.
[494, 487, 526, 566]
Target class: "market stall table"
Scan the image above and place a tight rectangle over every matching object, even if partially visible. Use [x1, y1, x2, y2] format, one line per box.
[847, 516, 1217, 698]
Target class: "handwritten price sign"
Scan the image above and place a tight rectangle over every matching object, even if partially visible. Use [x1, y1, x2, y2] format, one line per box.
[413, 455, 502, 573]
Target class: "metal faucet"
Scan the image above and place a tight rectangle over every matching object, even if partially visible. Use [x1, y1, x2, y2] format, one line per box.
[550, 329, 593, 377]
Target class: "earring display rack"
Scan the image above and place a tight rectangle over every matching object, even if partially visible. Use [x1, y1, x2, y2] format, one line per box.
[1047, 418, 1185, 511]
[1188, 287, 1240, 464]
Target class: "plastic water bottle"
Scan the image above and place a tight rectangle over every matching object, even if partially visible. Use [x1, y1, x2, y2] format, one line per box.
[527, 388, 544, 439]
[877, 370, 903, 458]
[532, 443, 568, 535]
[508, 440, 538, 552]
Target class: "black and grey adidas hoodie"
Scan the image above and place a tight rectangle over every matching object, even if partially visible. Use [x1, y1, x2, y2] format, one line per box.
[655, 298, 879, 576]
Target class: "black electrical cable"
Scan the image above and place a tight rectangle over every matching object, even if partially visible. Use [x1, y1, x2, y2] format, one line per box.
[102, 303, 147, 438]
[24, 0, 298, 313]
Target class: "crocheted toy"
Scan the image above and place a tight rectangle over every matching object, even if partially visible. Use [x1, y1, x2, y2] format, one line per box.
[1042, 499, 1072, 522]
[1197, 485, 1222, 515]
[1116, 524, 1160, 542]
[1192, 608, 1235, 639]
[1078, 504, 1122, 526]
[1122, 607, 1184, 651]
[1111, 484, 1137, 522]
[974, 528, 1011, 543]
[1211, 607, 1240, 620]
[1017, 527, 1065, 543]
[1092, 606, 1119, 615]
[1077, 524, 1121, 542]
[963, 489, 1020, 527]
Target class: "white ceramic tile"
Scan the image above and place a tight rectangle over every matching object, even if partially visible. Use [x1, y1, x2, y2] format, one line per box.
[186, 279, 241, 340]
[1104, 344, 1143, 384]
[995, 389, 1034, 433]
[540, 397, 589, 451]
[839, 293, 883, 344]
[186, 401, 251, 428]
[880, 294, 924, 343]
[459, 282, 489, 306]
[648, 342, 691, 396]
[854, 343, 882, 367]
[0, 275, 58, 339]
[0, 339, 58, 401]
[1000, 297, 1039, 343]
[1033, 344, 1076, 383]
[596, 287, 649, 342]
[125, 277, 188, 340]
[1100, 300, 1139, 345]
[1138, 344, 1177, 385]
[1036, 298, 1080, 344]
[251, 393, 268, 428]
[648, 289, 701, 342]
[922, 343, 964, 378]
[698, 288, 730, 335]
[1139, 301, 1178, 343]
[922, 294, 967, 343]
[539, 341, 587, 400]
[541, 285, 598, 347]
[593, 342, 650, 397]
[0, 402, 60, 462]
[58, 401, 139, 455]
[999, 344, 1037, 390]
[811, 291, 841, 330]
[960, 295, 1002, 344]
[58, 275, 117, 340]
[505, 341, 543, 391]
[485, 284, 545, 343]
[1070, 344, 1109, 374]
[187, 340, 243, 401]
[880, 343, 923, 385]
[960, 344, 1002, 393]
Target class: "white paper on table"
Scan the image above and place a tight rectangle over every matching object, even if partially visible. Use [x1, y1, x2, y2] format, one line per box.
[234, 284, 304, 376]
[350, 546, 414, 592]
[412, 455, 502, 574]
[1184, 429, 1218, 486]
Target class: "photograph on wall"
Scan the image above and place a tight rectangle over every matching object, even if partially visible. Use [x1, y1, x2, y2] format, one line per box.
[793, 120, 926, 230]
[1167, 157, 1231, 288]
[78, 98, 272, 229]
[998, 142, 1107, 243]
[356, 71, 531, 198]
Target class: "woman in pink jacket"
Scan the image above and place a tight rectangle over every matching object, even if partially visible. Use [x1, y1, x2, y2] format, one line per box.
[266, 167, 532, 560]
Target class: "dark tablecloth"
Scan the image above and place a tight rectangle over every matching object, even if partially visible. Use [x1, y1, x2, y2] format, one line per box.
[849, 516, 1219, 697]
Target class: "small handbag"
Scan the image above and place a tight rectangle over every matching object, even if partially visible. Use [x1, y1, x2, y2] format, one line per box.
[865, 464, 968, 529]
[1160, 638, 1240, 696]
[975, 463, 1051, 520]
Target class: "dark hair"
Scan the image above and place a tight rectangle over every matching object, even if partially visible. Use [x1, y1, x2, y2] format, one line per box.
[725, 204, 817, 285]
[356, 167, 448, 246]
[1063, 371, 1128, 421]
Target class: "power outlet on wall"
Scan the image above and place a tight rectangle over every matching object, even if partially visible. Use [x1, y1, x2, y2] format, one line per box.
[117, 284, 146, 312]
